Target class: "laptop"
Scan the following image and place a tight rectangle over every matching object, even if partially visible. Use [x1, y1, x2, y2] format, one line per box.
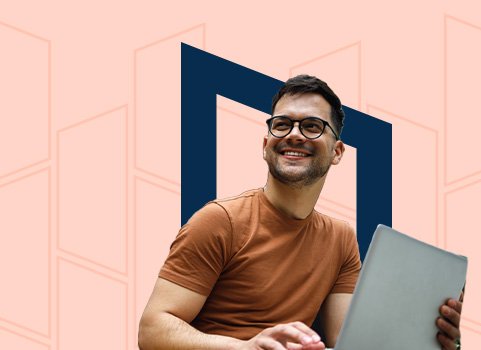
[330, 224, 467, 350]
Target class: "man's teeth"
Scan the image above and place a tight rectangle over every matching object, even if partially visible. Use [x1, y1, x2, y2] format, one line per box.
[284, 151, 307, 157]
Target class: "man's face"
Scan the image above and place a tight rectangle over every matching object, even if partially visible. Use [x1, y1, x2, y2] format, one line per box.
[263, 93, 344, 187]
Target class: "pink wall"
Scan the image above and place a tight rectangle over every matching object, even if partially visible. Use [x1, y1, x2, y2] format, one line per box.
[1, 1, 480, 348]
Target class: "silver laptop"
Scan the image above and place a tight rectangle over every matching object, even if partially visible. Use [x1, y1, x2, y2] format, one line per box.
[331, 224, 467, 350]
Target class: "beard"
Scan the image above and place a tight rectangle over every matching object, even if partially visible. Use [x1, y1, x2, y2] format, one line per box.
[265, 142, 331, 188]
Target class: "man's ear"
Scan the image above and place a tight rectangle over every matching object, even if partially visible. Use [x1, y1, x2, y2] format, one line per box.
[263, 136, 268, 159]
[331, 140, 345, 165]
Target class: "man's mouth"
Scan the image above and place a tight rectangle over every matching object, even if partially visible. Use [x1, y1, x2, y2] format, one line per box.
[282, 151, 308, 157]
[279, 149, 312, 157]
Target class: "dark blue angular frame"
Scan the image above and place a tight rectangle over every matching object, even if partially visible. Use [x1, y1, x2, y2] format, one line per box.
[181, 43, 391, 261]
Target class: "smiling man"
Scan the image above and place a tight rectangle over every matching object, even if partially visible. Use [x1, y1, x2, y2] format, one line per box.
[138, 75, 463, 350]
[264, 93, 341, 187]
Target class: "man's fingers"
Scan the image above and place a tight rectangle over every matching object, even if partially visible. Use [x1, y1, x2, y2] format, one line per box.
[286, 342, 303, 350]
[437, 317, 461, 341]
[440, 304, 461, 328]
[437, 332, 456, 350]
[266, 323, 313, 345]
[436, 298, 462, 350]
[290, 321, 322, 343]
[257, 336, 287, 350]
[286, 340, 326, 350]
[448, 298, 463, 314]
[266, 323, 321, 346]
[265, 324, 309, 345]
[297, 343, 326, 350]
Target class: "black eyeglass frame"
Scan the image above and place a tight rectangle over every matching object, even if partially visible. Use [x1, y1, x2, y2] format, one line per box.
[265, 115, 340, 140]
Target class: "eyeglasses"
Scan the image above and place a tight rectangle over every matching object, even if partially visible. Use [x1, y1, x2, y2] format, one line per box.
[266, 116, 340, 140]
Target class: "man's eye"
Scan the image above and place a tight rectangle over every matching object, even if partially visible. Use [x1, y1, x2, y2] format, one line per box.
[304, 123, 322, 131]
[274, 123, 289, 129]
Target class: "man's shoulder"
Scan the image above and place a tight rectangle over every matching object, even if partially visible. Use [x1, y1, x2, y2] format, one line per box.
[185, 189, 261, 231]
[212, 188, 261, 211]
[187, 189, 261, 226]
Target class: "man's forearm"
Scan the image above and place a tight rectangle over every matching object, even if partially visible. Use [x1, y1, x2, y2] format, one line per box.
[138, 311, 243, 350]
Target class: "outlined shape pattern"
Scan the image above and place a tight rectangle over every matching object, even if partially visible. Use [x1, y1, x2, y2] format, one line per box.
[181, 43, 392, 261]
[446, 180, 481, 331]
[443, 14, 481, 341]
[0, 327, 49, 350]
[216, 96, 268, 199]
[134, 24, 205, 185]
[132, 25, 205, 347]
[290, 41, 362, 110]
[134, 178, 180, 331]
[58, 258, 127, 350]
[0, 169, 50, 337]
[445, 15, 481, 185]
[57, 107, 127, 274]
[0, 22, 50, 178]
[367, 105, 438, 247]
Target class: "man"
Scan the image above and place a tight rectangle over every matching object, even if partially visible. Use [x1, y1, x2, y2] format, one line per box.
[138, 75, 463, 350]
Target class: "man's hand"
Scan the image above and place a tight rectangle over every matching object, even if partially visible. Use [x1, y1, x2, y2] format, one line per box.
[238, 322, 325, 350]
[436, 292, 463, 350]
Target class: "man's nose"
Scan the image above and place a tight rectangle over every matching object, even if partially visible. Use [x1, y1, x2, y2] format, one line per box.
[285, 121, 306, 141]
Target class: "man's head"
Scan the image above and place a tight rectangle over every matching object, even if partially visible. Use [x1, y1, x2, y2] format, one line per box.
[263, 75, 345, 188]
[271, 75, 345, 137]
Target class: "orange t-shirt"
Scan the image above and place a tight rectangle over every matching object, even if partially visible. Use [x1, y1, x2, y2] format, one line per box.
[159, 189, 361, 340]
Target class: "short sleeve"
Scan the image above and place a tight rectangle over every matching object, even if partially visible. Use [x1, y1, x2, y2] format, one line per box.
[159, 202, 233, 296]
[330, 224, 362, 294]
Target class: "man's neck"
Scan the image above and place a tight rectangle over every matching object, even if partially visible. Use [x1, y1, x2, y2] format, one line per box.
[263, 175, 325, 220]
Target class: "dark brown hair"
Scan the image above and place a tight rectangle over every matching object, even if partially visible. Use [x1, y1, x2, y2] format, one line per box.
[271, 75, 345, 136]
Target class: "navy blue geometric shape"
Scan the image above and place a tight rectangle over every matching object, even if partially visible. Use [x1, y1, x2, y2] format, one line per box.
[181, 43, 392, 261]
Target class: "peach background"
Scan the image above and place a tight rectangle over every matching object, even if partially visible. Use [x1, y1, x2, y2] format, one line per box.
[0, 1, 480, 348]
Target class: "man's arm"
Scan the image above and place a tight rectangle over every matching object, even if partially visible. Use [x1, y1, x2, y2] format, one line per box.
[318, 293, 352, 348]
[138, 278, 326, 350]
[138, 278, 241, 350]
